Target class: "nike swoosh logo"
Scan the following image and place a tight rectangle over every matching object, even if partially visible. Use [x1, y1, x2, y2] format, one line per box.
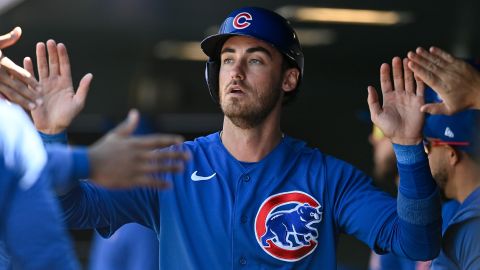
[191, 171, 216, 181]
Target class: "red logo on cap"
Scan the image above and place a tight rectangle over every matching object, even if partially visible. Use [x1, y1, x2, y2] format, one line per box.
[233, 12, 252, 29]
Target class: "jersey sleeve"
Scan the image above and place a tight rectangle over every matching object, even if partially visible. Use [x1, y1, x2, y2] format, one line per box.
[59, 182, 161, 237]
[325, 151, 441, 261]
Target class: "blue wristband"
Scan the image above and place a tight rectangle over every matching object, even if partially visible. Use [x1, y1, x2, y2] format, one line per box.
[39, 131, 68, 145]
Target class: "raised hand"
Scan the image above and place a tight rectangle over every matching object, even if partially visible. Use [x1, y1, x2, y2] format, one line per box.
[407, 46, 480, 115]
[23, 40, 92, 134]
[0, 27, 41, 110]
[367, 57, 425, 145]
[88, 109, 190, 189]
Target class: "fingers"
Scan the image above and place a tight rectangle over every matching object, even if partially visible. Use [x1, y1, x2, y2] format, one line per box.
[416, 47, 449, 69]
[421, 103, 450, 115]
[403, 58, 415, 95]
[112, 109, 140, 136]
[367, 86, 382, 120]
[0, 27, 22, 49]
[0, 67, 39, 110]
[0, 80, 37, 110]
[429, 46, 455, 64]
[130, 176, 172, 189]
[380, 63, 393, 94]
[131, 134, 185, 149]
[407, 59, 441, 89]
[407, 50, 443, 87]
[73, 73, 93, 107]
[392, 57, 405, 92]
[36, 42, 48, 79]
[139, 150, 190, 163]
[138, 162, 184, 174]
[57, 43, 72, 77]
[0, 56, 39, 90]
[415, 75, 425, 97]
[46, 40, 60, 77]
[23, 57, 35, 77]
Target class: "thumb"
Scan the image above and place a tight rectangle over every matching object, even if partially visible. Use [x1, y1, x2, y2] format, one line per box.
[74, 73, 93, 107]
[420, 103, 450, 115]
[113, 109, 139, 136]
[367, 86, 382, 121]
[0, 27, 22, 49]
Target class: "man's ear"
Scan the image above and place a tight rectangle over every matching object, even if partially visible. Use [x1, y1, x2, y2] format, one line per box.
[282, 68, 300, 92]
[447, 146, 460, 166]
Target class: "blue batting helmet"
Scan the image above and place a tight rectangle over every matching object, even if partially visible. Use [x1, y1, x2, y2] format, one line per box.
[200, 7, 304, 104]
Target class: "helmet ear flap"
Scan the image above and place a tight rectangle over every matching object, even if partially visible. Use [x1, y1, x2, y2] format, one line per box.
[205, 60, 220, 104]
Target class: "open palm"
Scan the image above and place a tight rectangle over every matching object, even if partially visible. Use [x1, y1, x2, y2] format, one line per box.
[24, 40, 92, 134]
[368, 57, 425, 145]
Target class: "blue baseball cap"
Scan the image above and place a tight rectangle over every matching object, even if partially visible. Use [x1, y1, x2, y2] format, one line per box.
[424, 109, 480, 154]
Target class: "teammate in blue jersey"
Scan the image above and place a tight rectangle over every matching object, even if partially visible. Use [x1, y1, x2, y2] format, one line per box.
[0, 100, 80, 269]
[423, 109, 480, 269]
[18, 7, 443, 269]
[0, 100, 187, 269]
[0, 27, 187, 268]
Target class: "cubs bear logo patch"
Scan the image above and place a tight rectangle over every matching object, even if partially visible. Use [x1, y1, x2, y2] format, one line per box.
[255, 191, 322, 262]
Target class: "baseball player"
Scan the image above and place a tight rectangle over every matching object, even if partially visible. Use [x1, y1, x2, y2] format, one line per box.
[424, 109, 480, 269]
[25, 7, 442, 269]
[0, 100, 188, 269]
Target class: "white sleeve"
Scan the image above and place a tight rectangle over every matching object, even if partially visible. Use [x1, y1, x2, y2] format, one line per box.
[0, 100, 47, 189]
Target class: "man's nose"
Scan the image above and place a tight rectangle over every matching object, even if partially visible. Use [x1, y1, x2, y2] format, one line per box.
[230, 61, 245, 81]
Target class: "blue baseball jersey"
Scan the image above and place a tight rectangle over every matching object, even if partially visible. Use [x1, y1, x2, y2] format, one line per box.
[432, 188, 480, 269]
[59, 132, 441, 269]
[89, 223, 159, 270]
[0, 101, 80, 270]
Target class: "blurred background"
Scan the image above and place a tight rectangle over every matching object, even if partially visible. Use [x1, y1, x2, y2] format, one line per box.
[1, 0, 479, 268]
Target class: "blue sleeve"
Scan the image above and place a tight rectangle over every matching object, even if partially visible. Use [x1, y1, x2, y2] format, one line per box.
[3, 168, 80, 270]
[326, 146, 441, 261]
[40, 131, 91, 194]
[39, 131, 68, 145]
[444, 218, 480, 269]
[59, 182, 160, 237]
[43, 131, 159, 236]
[45, 145, 90, 194]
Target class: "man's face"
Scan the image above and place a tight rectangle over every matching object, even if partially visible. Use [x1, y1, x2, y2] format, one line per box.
[425, 139, 453, 198]
[218, 36, 285, 129]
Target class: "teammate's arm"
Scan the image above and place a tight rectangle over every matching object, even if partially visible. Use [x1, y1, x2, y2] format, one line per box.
[359, 56, 442, 259]
[407, 47, 480, 115]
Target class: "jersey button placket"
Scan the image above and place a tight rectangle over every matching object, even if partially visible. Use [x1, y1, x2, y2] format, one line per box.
[241, 174, 250, 182]
[240, 215, 247, 224]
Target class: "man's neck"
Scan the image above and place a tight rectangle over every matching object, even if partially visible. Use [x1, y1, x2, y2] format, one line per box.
[221, 114, 282, 163]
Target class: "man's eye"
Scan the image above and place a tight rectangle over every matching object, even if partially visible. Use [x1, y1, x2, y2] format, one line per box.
[223, 58, 233, 64]
[249, 59, 262, 64]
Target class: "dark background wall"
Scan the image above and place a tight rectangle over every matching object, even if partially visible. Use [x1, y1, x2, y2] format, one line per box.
[1, 0, 479, 268]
